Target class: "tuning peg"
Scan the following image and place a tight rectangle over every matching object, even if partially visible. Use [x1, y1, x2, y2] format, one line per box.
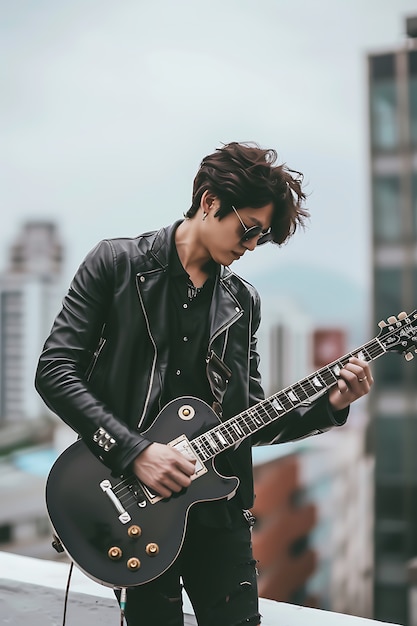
[398, 312, 407, 320]
[405, 352, 414, 361]
[388, 316, 398, 324]
[378, 320, 387, 328]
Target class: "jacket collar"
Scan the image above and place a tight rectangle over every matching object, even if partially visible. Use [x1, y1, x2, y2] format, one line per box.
[148, 221, 180, 269]
[149, 220, 233, 284]
[137, 222, 244, 346]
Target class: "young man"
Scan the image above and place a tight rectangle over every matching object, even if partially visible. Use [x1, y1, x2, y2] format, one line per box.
[35, 142, 372, 626]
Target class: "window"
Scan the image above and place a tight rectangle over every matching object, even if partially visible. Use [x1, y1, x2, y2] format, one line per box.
[375, 484, 405, 521]
[373, 176, 401, 242]
[375, 416, 417, 478]
[376, 526, 406, 555]
[370, 54, 398, 151]
[371, 54, 395, 81]
[374, 585, 407, 624]
[375, 417, 406, 478]
[412, 175, 417, 237]
[374, 267, 402, 321]
[0, 524, 12, 543]
[370, 82, 398, 150]
[374, 268, 405, 386]
[409, 51, 417, 145]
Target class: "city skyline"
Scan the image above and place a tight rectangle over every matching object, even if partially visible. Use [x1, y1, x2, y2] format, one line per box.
[2, 0, 417, 293]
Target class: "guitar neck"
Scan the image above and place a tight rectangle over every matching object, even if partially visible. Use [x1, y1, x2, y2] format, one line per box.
[191, 335, 386, 462]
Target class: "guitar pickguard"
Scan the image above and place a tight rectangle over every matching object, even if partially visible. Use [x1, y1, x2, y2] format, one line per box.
[140, 434, 207, 505]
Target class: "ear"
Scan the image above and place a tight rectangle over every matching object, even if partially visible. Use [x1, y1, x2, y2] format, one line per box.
[201, 190, 220, 214]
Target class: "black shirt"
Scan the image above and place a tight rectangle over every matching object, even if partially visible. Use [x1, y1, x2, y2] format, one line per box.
[162, 239, 216, 407]
[162, 231, 240, 527]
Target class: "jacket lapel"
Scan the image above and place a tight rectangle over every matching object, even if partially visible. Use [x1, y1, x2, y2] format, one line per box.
[208, 267, 244, 351]
[135, 225, 245, 405]
[135, 224, 178, 365]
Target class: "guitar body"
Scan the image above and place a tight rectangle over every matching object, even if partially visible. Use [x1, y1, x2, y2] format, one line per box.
[46, 397, 239, 588]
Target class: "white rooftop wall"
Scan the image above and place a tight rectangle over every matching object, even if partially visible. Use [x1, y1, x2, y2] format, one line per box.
[0, 551, 400, 626]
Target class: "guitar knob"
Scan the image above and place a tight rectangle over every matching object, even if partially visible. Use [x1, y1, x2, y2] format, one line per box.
[388, 316, 398, 324]
[145, 542, 160, 556]
[108, 546, 122, 560]
[127, 557, 141, 570]
[128, 525, 142, 538]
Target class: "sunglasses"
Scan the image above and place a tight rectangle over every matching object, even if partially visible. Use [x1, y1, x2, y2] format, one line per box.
[232, 206, 273, 246]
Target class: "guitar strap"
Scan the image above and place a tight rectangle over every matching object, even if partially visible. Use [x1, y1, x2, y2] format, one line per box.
[206, 349, 232, 418]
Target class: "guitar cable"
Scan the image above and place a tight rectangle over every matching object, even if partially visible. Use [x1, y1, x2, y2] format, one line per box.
[60, 562, 127, 626]
[119, 588, 127, 626]
[61, 561, 74, 626]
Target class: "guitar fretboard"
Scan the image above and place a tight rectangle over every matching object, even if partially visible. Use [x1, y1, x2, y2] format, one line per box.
[191, 336, 387, 462]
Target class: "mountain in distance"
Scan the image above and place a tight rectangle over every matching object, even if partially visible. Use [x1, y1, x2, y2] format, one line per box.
[238, 263, 370, 349]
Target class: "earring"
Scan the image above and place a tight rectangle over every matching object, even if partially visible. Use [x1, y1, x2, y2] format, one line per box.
[202, 212, 208, 221]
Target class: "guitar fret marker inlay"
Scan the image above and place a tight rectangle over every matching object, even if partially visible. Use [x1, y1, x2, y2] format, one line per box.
[271, 399, 283, 412]
[217, 432, 227, 445]
[207, 435, 218, 451]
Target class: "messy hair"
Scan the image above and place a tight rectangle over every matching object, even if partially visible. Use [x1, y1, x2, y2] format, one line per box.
[185, 141, 309, 245]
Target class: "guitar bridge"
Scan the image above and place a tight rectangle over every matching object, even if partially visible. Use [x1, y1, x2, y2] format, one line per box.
[100, 479, 131, 524]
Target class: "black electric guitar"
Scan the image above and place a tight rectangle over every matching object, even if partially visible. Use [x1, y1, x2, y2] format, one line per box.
[46, 311, 417, 589]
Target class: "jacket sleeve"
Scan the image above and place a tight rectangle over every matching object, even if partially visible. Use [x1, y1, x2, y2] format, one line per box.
[248, 293, 349, 447]
[35, 240, 151, 476]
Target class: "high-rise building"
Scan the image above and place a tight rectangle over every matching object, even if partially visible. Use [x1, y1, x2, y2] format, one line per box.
[252, 408, 373, 616]
[0, 222, 64, 425]
[368, 16, 417, 625]
[253, 301, 373, 616]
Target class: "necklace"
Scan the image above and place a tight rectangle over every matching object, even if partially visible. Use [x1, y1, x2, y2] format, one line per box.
[187, 281, 204, 300]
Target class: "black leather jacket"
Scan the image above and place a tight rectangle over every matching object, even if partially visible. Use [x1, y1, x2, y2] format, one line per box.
[35, 221, 348, 508]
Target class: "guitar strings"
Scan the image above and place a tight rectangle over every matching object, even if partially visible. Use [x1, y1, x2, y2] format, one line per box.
[110, 321, 414, 495]
[191, 327, 404, 460]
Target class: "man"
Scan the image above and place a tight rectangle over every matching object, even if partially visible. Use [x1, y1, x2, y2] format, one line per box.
[35, 142, 372, 626]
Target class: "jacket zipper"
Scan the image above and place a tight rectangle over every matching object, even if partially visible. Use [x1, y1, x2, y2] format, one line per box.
[135, 273, 159, 429]
[208, 278, 244, 352]
[85, 337, 107, 382]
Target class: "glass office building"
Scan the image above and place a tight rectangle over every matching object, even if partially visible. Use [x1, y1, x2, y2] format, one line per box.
[368, 17, 417, 625]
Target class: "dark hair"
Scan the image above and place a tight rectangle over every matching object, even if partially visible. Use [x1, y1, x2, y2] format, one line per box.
[185, 141, 309, 245]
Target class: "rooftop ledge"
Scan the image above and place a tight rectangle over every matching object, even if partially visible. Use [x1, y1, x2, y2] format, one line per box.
[0, 551, 400, 626]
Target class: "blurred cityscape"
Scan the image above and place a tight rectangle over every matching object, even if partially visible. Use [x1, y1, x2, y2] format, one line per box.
[1, 14, 417, 626]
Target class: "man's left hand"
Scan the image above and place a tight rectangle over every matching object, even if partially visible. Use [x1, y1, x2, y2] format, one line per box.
[328, 356, 374, 412]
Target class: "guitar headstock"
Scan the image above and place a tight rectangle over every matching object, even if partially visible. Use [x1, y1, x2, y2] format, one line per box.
[378, 310, 417, 360]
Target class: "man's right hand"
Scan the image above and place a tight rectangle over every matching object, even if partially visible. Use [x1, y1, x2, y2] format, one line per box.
[132, 442, 196, 499]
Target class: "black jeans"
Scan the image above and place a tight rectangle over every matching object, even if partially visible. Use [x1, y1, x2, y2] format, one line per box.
[115, 501, 261, 626]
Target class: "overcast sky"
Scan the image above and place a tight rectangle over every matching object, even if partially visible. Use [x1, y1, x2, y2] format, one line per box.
[1, 0, 416, 288]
